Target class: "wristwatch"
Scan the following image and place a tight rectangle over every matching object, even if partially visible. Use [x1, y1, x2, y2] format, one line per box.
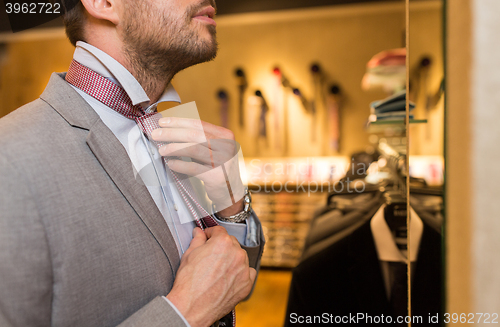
[214, 189, 252, 223]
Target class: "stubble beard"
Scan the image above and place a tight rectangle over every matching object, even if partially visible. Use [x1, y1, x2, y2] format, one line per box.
[122, 0, 218, 99]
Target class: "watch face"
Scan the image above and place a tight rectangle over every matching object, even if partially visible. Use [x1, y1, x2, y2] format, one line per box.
[244, 191, 252, 212]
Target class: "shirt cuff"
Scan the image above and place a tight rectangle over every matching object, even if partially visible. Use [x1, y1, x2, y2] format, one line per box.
[214, 210, 259, 247]
[162, 296, 191, 327]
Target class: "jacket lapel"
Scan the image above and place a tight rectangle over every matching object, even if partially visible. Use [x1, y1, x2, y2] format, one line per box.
[40, 73, 181, 274]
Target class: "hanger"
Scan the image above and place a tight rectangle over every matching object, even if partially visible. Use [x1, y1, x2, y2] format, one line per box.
[326, 181, 382, 205]
[383, 191, 407, 233]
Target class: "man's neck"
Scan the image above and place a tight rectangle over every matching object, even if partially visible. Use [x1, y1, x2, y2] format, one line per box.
[84, 38, 173, 105]
[116, 50, 173, 105]
[128, 66, 172, 104]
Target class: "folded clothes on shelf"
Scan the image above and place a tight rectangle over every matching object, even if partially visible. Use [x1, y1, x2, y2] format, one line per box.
[362, 48, 406, 93]
[366, 48, 406, 68]
[370, 90, 415, 113]
[368, 90, 415, 122]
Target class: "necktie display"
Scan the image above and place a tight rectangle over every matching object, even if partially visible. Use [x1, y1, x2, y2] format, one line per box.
[255, 90, 268, 139]
[327, 85, 341, 153]
[272, 67, 283, 151]
[234, 68, 247, 128]
[310, 63, 321, 143]
[65, 59, 236, 327]
[217, 89, 229, 129]
[273, 67, 292, 155]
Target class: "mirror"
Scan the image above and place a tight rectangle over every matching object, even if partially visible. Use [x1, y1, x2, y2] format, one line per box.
[408, 0, 445, 323]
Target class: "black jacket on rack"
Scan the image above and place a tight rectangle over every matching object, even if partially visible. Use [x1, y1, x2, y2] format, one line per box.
[284, 219, 441, 326]
[302, 190, 443, 260]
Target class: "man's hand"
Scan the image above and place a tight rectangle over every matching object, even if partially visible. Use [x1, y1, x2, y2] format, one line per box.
[166, 227, 257, 327]
[151, 117, 245, 216]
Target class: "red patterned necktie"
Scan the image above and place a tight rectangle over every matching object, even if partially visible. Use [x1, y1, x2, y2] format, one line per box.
[65, 60, 235, 327]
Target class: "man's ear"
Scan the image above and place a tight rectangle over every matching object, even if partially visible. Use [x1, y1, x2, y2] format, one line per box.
[80, 0, 120, 25]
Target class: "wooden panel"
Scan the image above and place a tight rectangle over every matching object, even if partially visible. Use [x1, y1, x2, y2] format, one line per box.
[215, 0, 401, 15]
[0, 37, 74, 118]
[445, 0, 472, 315]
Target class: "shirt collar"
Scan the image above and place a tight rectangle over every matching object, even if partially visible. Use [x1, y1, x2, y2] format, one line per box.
[370, 204, 424, 262]
[73, 41, 181, 108]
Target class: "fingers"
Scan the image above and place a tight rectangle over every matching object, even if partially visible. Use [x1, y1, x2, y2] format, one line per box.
[249, 267, 257, 284]
[183, 227, 207, 257]
[207, 139, 239, 159]
[158, 117, 235, 140]
[167, 160, 212, 177]
[151, 128, 208, 144]
[204, 227, 241, 247]
[158, 117, 204, 130]
[204, 226, 228, 239]
[159, 143, 213, 166]
[191, 227, 207, 246]
[231, 235, 242, 248]
[159, 141, 238, 165]
[152, 127, 237, 149]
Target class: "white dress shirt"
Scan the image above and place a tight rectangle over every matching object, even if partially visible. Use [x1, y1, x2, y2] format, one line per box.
[371, 204, 424, 298]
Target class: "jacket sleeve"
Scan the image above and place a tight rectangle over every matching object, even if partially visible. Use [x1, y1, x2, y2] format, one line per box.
[117, 297, 189, 327]
[240, 211, 265, 271]
[0, 153, 53, 326]
[239, 211, 265, 300]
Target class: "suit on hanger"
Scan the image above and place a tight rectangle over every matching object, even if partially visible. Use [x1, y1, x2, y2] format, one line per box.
[0, 73, 264, 327]
[285, 219, 441, 326]
[302, 192, 382, 259]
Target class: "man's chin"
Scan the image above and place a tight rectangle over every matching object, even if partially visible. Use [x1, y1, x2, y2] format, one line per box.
[196, 25, 216, 41]
[196, 30, 218, 61]
[190, 19, 216, 35]
[198, 47, 218, 64]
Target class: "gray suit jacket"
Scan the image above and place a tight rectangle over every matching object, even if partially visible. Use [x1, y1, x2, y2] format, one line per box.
[0, 73, 264, 327]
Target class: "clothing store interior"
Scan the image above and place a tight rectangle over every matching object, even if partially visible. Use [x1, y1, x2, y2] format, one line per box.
[2, 0, 499, 326]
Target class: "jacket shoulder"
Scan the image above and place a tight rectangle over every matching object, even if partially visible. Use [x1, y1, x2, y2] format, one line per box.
[0, 97, 61, 136]
[0, 96, 79, 163]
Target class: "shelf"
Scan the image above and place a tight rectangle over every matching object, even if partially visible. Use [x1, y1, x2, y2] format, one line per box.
[366, 119, 428, 135]
[370, 119, 428, 125]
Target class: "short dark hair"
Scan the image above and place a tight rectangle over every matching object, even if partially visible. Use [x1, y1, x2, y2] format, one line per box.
[61, 0, 87, 47]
